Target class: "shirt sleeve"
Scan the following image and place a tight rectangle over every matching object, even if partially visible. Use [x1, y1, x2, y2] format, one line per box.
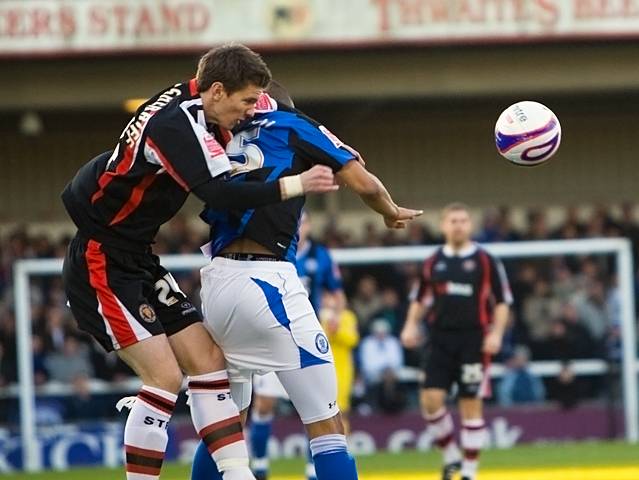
[290, 114, 356, 172]
[410, 254, 436, 306]
[489, 254, 514, 305]
[144, 111, 231, 191]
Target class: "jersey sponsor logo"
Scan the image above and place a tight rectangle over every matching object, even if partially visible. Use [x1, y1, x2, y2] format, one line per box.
[139, 304, 157, 323]
[315, 332, 330, 354]
[319, 125, 344, 148]
[203, 132, 225, 158]
[445, 282, 474, 296]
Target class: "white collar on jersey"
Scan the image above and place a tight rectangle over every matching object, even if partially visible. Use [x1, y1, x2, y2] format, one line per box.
[442, 243, 478, 258]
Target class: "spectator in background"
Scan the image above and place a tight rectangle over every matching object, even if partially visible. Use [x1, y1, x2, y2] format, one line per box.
[45, 336, 94, 383]
[542, 303, 597, 360]
[67, 374, 107, 421]
[497, 345, 545, 406]
[573, 281, 609, 342]
[43, 305, 71, 352]
[405, 222, 436, 246]
[351, 275, 384, 334]
[522, 279, 561, 349]
[359, 319, 404, 385]
[524, 209, 550, 241]
[371, 287, 403, 334]
[548, 362, 581, 410]
[32, 334, 49, 385]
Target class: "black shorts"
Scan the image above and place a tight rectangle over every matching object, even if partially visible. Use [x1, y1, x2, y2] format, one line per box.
[62, 234, 201, 352]
[422, 329, 490, 398]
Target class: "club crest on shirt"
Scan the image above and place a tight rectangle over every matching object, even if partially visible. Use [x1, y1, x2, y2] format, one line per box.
[462, 259, 476, 272]
[315, 333, 329, 354]
[139, 304, 157, 323]
[434, 261, 447, 272]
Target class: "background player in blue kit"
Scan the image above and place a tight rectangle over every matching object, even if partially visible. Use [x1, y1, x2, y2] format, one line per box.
[249, 210, 347, 480]
[190, 82, 421, 480]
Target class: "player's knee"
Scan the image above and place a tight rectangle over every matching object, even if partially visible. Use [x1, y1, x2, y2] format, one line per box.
[421, 391, 445, 415]
[141, 363, 183, 394]
[305, 413, 344, 439]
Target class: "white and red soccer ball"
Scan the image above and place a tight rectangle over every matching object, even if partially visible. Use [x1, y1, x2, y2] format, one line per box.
[495, 101, 561, 166]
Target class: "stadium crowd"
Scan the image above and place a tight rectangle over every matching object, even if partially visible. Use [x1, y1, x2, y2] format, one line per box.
[0, 204, 635, 423]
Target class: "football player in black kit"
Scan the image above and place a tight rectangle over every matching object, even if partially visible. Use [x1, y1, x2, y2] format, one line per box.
[401, 203, 512, 480]
[61, 44, 338, 480]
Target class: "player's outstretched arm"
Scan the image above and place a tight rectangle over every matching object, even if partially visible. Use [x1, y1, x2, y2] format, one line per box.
[336, 160, 422, 229]
[192, 165, 337, 210]
[401, 301, 426, 349]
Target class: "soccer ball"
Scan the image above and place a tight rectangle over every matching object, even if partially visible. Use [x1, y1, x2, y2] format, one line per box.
[495, 101, 561, 166]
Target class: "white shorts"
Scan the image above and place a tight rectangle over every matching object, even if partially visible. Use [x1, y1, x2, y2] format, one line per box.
[200, 257, 338, 424]
[253, 372, 289, 399]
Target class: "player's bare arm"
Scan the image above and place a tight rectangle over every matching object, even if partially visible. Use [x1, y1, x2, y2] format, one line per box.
[336, 159, 422, 229]
[401, 300, 427, 349]
[482, 302, 509, 355]
[191, 164, 337, 210]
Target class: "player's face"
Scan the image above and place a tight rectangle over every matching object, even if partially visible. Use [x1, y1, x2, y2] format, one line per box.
[441, 210, 473, 246]
[208, 82, 263, 130]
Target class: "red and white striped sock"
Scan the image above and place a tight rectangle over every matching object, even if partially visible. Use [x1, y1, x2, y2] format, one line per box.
[123, 385, 177, 479]
[424, 407, 461, 465]
[188, 370, 252, 479]
[461, 418, 488, 480]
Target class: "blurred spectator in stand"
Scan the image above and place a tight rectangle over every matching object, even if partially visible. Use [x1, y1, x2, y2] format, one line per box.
[605, 276, 622, 362]
[497, 345, 545, 406]
[371, 287, 404, 334]
[0, 343, 11, 386]
[524, 209, 550, 241]
[32, 334, 49, 385]
[67, 374, 107, 421]
[552, 263, 578, 302]
[45, 336, 94, 383]
[360, 319, 404, 385]
[359, 319, 405, 414]
[361, 221, 383, 247]
[476, 206, 520, 243]
[405, 222, 436, 246]
[522, 279, 561, 353]
[553, 207, 585, 239]
[573, 280, 609, 343]
[549, 362, 582, 409]
[43, 305, 71, 352]
[162, 215, 191, 253]
[351, 275, 383, 334]
[541, 304, 597, 360]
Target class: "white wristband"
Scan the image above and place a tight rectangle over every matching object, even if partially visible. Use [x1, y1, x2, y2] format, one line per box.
[280, 175, 304, 200]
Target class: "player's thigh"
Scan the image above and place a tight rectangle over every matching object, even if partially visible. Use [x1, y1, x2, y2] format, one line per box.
[63, 236, 166, 352]
[230, 380, 253, 419]
[117, 334, 183, 393]
[168, 323, 225, 376]
[253, 372, 289, 415]
[456, 330, 487, 399]
[276, 362, 339, 429]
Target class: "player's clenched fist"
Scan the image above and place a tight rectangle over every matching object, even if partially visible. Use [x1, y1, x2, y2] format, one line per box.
[280, 165, 339, 199]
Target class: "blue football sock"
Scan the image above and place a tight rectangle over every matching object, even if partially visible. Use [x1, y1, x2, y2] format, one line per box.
[190, 439, 222, 480]
[310, 434, 358, 480]
[250, 411, 274, 476]
[306, 443, 317, 480]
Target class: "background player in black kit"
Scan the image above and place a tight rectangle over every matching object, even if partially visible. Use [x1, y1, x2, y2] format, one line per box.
[401, 203, 512, 480]
[61, 44, 337, 480]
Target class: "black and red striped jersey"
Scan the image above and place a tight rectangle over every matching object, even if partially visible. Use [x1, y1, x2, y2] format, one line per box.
[411, 244, 513, 331]
[62, 79, 232, 252]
